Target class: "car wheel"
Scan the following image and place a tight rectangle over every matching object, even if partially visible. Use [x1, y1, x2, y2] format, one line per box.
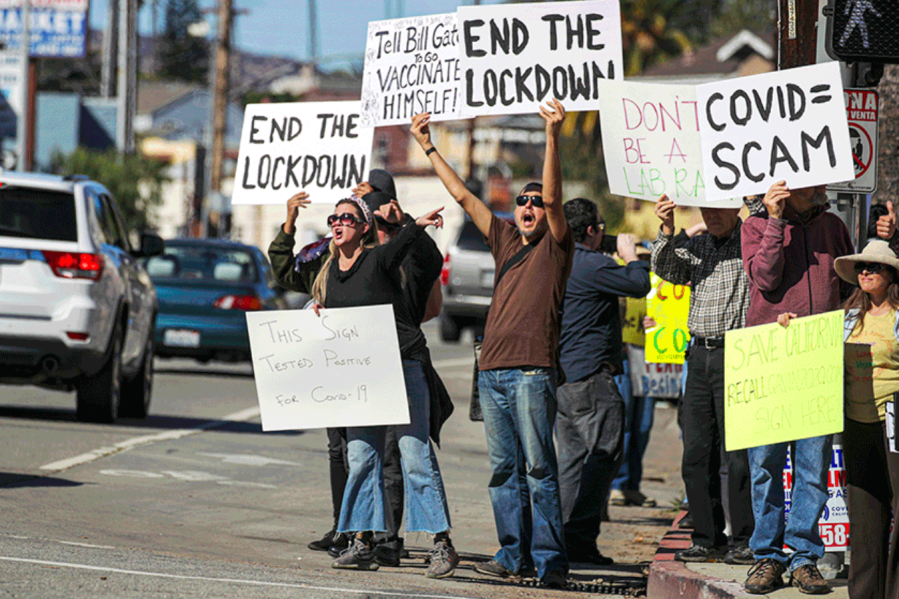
[76, 327, 123, 423]
[120, 333, 154, 419]
[439, 314, 462, 343]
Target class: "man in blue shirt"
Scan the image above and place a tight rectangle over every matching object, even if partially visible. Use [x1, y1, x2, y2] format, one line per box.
[556, 198, 651, 564]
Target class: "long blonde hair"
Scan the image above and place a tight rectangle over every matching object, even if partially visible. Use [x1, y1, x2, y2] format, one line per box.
[312, 199, 380, 304]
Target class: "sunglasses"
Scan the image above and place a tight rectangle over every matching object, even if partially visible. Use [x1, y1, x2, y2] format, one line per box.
[515, 195, 544, 208]
[327, 213, 363, 228]
[854, 262, 887, 274]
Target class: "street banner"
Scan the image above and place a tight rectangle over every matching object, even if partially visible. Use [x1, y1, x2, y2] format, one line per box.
[231, 101, 374, 206]
[0, 6, 87, 57]
[645, 272, 690, 364]
[600, 79, 742, 207]
[457, 0, 622, 117]
[627, 345, 683, 399]
[246, 305, 410, 432]
[361, 13, 462, 127]
[697, 62, 854, 202]
[784, 444, 849, 552]
[724, 310, 844, 451]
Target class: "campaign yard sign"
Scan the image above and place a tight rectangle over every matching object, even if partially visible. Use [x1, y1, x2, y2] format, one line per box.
[784, 445, 849, 552]
[698, 62, 854, 202]
[361, 13, 462, 127]
[724, 310, 844, 451]
[246, 305, 410, 432]
[600, 79, 743, 208]
[457, 0, 622, 117]
[231, 101, 374, 206]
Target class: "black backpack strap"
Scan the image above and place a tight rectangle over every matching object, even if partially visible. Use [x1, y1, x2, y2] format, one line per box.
[494, 242, 535, 290]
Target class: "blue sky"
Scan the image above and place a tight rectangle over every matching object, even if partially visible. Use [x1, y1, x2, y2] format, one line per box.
[89, 0, 508, 63]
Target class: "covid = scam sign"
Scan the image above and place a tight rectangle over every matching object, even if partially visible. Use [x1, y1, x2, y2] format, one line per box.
[723, 310, 844, 451]
[361, 13, 461, 127]
[698, 62, 854, 202]
[600, 80, 743, 208]
[231, 101, 374, 206]
[784, 444, 849, 552]
[645, 272, 691, 364]
[457, 0, 622, 117]
[246, 305, 410, 431]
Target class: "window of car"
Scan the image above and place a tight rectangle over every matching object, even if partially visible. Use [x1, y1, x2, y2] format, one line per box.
[455, 220, 490, 252]
[0, 186, 77, 241]
[145, 244, 258, 282]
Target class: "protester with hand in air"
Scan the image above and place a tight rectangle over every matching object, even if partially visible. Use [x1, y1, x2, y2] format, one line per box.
[271, 191, 460, 579]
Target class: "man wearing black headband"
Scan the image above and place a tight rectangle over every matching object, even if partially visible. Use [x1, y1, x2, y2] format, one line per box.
[411, 100, 573, 590]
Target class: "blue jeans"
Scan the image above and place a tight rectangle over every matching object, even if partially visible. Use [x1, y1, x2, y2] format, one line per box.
[748, 435, 832, 570]
[612, 357, 656, 491]
[338, 360, 451, 534]
[479, 367, 568, 578]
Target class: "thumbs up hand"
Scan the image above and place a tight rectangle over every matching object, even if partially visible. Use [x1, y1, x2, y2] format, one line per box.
[876, 201, 897, 241]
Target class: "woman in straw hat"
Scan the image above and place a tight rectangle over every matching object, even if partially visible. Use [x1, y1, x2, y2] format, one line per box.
[779, 239, 899, 599]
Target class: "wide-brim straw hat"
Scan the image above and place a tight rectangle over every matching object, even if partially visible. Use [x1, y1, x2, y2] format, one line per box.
[834, 239, 899, 285]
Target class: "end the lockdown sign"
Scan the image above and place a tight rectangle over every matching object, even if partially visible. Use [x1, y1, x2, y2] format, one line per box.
[724, 310, 844, 451]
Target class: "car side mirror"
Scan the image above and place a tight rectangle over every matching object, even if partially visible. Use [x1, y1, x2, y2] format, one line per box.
[138, 233, 165, 258]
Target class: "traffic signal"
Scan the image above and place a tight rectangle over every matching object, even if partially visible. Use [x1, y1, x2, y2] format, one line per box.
[826, 0, 899, 63]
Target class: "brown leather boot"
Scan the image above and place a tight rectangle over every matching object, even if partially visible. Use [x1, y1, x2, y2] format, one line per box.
[744, 558, 786, 594]
[790, 564, 830, 595]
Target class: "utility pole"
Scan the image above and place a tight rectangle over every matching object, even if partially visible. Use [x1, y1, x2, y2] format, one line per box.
[101, 0, 118, 98]
[116, 0, 137, 154]
[465, 0, 480, 181]
[209, 0, 233, 202]
[777, 0, 819, 69]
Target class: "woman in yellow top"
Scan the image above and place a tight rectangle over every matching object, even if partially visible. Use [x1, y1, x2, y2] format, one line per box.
[780, 239, 899, 599]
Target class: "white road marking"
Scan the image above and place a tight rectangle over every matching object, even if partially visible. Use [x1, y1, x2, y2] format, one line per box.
[40, 407, 261, 473]
[57, 541, 115, 550]
[0, 556, 477, 599]
[199, 453, 302, 467]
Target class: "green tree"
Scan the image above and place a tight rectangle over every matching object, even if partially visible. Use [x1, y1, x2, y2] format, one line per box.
[709, 0, 774, 39]
[50, 148, 170, 233]
[157, 0, 209, 83]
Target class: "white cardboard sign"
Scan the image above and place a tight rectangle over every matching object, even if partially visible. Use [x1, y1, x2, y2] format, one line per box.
[600, 79, 742, 208]
[361, 13, 462, 127]
[697, 62, 854, 201]
[231, 101, 374, 206]
[246, 305, 410, 431]
[458, 0, 622, 117]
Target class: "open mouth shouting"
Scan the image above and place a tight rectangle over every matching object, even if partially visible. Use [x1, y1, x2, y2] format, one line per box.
[521, 211, 536, 227]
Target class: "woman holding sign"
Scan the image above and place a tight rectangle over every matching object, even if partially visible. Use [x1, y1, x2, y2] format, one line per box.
[779, 239, 899, 599]
[282, 192, 460, 579]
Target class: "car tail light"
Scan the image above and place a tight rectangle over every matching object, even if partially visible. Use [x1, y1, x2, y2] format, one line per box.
[441, 254, 450, 286]
[66, 332, 90, 341]
[42, 251, 104, 280]
[213, 294, 263, 311]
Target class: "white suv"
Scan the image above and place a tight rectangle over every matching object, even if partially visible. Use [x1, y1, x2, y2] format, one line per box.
[0, 171, 163, 422]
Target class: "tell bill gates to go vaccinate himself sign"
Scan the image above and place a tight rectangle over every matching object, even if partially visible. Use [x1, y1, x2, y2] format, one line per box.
[231, 101, 374, 206]
[246, 305, 410, 432]
[458, 0, 623, 117]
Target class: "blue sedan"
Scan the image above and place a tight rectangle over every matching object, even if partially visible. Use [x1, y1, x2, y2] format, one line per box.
[143, 238, 287, 363]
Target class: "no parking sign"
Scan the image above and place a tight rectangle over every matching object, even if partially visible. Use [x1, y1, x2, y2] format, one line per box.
[829, 88, 878, 194]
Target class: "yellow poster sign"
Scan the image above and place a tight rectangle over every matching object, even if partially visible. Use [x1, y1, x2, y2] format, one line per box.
[622, 295, 647, 346]
[645, 272, 691, 364]
[723, 310, 844, 451]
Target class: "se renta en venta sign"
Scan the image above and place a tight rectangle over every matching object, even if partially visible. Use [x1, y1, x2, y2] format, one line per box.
[231, 101, 374, 206]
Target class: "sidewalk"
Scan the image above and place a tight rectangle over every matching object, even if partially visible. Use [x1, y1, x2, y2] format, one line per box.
[648, 511, 850, 598]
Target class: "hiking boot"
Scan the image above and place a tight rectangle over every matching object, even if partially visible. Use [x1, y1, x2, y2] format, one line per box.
[474, 559, 515, 578]
[790, 564, 830, 595]
[725, 545, 755, 565]
[541, 570, 569, 590]
[745, 558, 786, 594]
[326, 532, 349, 558]
[426, 538, 460, 579]
[331, 534, 379, 571]
[675, 544, 726, 563]
[307, 529, 339, 552]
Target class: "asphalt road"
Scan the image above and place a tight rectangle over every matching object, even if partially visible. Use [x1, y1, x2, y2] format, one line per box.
[0, 324, 678, 598]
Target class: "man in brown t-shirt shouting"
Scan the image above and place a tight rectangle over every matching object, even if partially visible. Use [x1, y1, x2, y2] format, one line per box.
[411, 100, 574, 589]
